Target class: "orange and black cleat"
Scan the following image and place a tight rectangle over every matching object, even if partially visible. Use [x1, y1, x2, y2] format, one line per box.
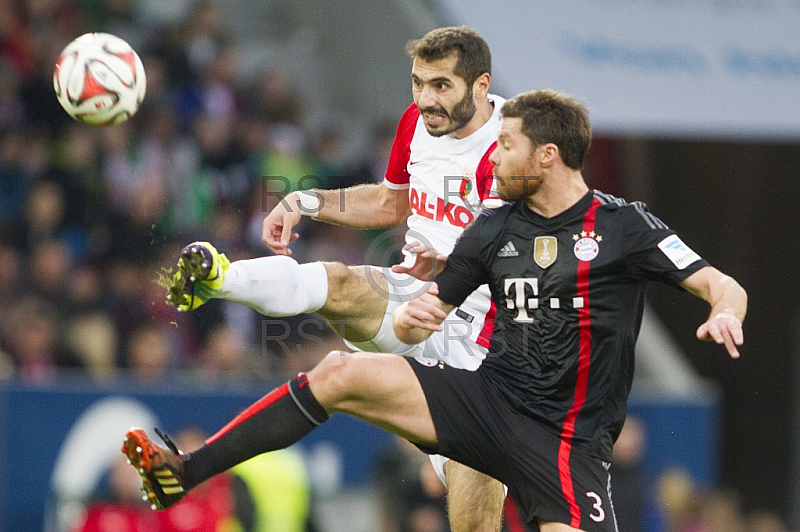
[122, 427, 187, 510]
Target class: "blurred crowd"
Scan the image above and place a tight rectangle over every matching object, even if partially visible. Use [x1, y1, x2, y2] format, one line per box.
[611, 417, 790, 532]
[5, 2, 791, 531]
[0, 0, 399, 385]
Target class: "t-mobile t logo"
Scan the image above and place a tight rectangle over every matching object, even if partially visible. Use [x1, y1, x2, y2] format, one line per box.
[504, 278, 539, 323]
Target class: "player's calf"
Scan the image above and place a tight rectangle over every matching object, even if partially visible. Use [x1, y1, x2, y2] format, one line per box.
[319, 263, 390, 342]
[444, 460, 505, 532]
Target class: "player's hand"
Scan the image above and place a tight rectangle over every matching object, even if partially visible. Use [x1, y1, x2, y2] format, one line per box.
[696, 312, 743, 359]
[395, 284, 448, 333]
[262, 192, 302, 255]
[390, 241, 448, 281]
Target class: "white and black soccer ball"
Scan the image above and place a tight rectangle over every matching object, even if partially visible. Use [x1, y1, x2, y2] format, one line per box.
[53, 33, 146, 126]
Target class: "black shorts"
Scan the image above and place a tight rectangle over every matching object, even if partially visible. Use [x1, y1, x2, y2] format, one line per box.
[407, 358, 618, 532]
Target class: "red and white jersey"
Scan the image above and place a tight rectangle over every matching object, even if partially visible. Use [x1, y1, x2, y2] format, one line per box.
[383, 95, 505, 350]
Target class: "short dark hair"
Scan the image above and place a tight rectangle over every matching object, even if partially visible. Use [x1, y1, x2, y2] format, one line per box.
[406, 26, 491, 87]
[501, 90, 592, 170]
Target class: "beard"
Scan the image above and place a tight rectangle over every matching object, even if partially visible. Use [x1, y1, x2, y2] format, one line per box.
[495, 155, 542, 201]
[420, 86, 477, 137]
[496, 176, 541, 202]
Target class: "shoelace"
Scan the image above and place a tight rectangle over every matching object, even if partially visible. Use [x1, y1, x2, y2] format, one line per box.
[154, 427, 181, 456]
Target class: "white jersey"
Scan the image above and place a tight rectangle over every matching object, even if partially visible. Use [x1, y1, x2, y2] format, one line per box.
[383, 95, 505, 352]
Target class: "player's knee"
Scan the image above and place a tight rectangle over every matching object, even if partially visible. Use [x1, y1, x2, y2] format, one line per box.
[307, 351, 359, 405]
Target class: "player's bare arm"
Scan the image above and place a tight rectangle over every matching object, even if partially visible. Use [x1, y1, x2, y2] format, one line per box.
[680, 265, 747, 358]
[393, 283, 454, 344]
[262, 183, 410, 254]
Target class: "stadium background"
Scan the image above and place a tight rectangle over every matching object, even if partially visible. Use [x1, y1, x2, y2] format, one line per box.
[0, 0, 798, 530]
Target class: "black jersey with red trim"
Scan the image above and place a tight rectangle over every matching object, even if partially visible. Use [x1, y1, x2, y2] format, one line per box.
[434, 190, 709, 461]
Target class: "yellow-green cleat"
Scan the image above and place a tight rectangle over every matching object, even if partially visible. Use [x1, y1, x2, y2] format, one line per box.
[165, 241, 230, 311]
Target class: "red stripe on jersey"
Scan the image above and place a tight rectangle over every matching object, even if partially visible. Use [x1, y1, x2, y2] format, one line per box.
[475, 141, 497, 201]
[476, 300, 497, 348]
[384, 104, 420, 186]
[205, 383, 290, 445]
[503, 496, 526, 532]
[557, 197, 601, 528]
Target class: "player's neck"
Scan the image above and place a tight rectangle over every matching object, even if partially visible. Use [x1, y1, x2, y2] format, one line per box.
[525, 171, 589, 218]
[449, 98, 494, 140]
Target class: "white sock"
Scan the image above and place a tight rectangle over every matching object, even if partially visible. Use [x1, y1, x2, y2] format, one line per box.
[217, 256, 328, 316]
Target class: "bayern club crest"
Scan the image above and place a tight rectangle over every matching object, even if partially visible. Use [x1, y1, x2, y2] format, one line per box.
[572, 231, 602, 261]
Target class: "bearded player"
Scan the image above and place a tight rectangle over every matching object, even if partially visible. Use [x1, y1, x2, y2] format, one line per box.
[132, 27, 514, 531]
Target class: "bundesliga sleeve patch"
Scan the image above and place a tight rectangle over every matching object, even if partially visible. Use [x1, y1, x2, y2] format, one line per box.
[657, 235, 702, 270]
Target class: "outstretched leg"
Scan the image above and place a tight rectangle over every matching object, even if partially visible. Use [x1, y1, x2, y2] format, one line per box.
[123, 352, 435, 509]
[165, 242, 391, 343]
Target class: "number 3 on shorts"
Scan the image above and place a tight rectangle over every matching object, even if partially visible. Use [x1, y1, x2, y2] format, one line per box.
[586, 491, 605, 522]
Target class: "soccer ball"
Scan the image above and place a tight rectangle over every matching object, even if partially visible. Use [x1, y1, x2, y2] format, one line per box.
[53, 33, 146, 125]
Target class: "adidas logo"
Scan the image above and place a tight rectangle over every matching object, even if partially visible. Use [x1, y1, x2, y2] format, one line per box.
[497, 241, 519, 257]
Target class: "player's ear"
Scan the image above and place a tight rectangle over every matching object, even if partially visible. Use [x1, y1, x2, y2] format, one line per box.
[472, 72, 490, 99]
[539, 143, 559, 167]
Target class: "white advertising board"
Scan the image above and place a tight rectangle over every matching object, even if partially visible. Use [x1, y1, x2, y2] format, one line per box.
[439, 0, 800, 139]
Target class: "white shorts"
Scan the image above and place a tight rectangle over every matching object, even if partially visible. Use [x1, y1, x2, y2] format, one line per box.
[344, 267, 487, 371]
[344, 267, 489, 486]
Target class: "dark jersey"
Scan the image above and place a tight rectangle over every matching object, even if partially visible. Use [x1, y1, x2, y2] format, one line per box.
[435, 190, 709, 462]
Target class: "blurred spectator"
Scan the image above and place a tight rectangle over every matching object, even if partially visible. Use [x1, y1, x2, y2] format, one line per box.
[71, 454, 159, 532]
[247, 67, 304, 125]
[257, 122, 315, 194]
[0, 0, 391, 388]
[0, 242, 22, 299]
[0, 347, 15, 379]
[65, 312, 118, 380]
[653, 466, 786, 532]
[161, 0, 233, 121]
[264, 314, 346, 379]
[230, 448, 315, 532]
[73, 427, 253, 532]
[18, 0, 82, 127]
[78, 0, 144, 49]
[48, 124, 104, 229]
[0, 2, 36, 79]
[310, 126, 350, 189]
[27, 239, 73, 304]
[2, 297, 81, 382]
[192, 111, 250, 211]
[0, 127, 35, 228]
[20, 181, 89, 262]
[656, 468, 701, 532]
[744, 510, 788, 532]
[375, 436, 448, 532]
[610, 416, 646, 532]
[695, 490, 745, 532]
[347, 119, 397, 186]
[62, 264, 120, 378]
[22, 181, 67, 249]
[124, 324, 172, 380]
[102, 121, 143, 211]
[107, 260, 157, 347]
[193, 323, 268, 384]
[196, 41, 241, 120]
[136, 105, 202, 234]
[0, 62, 25, 127]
